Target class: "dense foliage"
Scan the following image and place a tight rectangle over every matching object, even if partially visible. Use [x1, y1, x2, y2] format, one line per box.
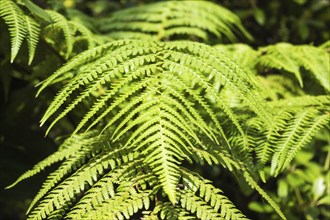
[0, 0, 329, 219]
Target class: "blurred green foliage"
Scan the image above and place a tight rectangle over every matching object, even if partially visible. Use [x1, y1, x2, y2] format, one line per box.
[220, 0, 330, 45]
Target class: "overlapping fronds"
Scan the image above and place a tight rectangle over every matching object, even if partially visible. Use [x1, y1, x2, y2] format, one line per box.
[97, 1, 252, 42]
[4, 1, 330, 219]
[214, 43, 330, 92]
[24, 135, 141, 219]
[9, 130, 251, 220]
[11, 35, 329, 220]
[0, 0, 40, 64]
[258, 43, 330, 91]
[249, 95, 330, 176]
[5, 39, 292, 219]
[37, 40, 272, 148]
[36, 39, 272, 206]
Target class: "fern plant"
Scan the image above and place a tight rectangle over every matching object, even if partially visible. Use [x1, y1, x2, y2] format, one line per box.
[2, 0, 329, 219]
[215, 42, 330, 92]
[0, 0, 41, 64]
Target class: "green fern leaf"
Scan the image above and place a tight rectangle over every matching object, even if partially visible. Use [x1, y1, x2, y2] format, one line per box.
[24, 15, 40, 64]
[181, 168, 247, 219]
[249, 95, 330, 176]
[258, 43, 330, 91]
[39, 40, 271, 143]
[0, 0, 27, 62]
[66, 161, 153, 219]
[243, 171, 286, 220]
[46, 10, 74, 59]
[270, 108, 330, 176]
[36, 39, 274, 207]
[28, 146, 139, 219]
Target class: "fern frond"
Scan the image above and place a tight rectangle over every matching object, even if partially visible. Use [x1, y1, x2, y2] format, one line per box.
[243, 171, 286, 220]
[180, 192, 223, 220]
[35, 39, 274, 206]
[24, 15, 40, 64]
[39, 40, 271, 146]
[248, 95, 330, 175]
[45, 10, 74, 59]
[251, 108, 291, 165]
[0, 0, 40, 63]
[28, 146, 139, 219]
[36, 41, 117, 96]
[191, 147, 241, 172]
[98, 1, 252, 42]
[76, 170, 154, 220]
[270, 108, 329, 176]
[0, 0, 27, 62]
[181, 168, 247, 220]
[66, 161, 154, 219]
[26, 138, 106, 214]
[258, 43, 330, 91]
[39, 40, 157, 128]
[84, 189, 151, 220]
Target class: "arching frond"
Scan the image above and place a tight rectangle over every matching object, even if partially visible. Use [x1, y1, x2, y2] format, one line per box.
[28, 145, 140, 219]
[39, 40, 271, 138]
[97, 1, 252, 42]
[258, 43, 330, 91]
[66, 165, 154, 220]
[32, 39, 277, 210]
[243, 171, 286, 220]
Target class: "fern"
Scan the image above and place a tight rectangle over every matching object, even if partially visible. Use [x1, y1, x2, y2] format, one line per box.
[97, 1, 252, 42]
[214, 42, 330, 92]
[249, 95, 330, 176]
[258, 43, 330, 91]
[181, 168, 247, 219]
[0, 0, 40, 64]
[0, 0, 100, 64]
[44, 10, 97, 59]
[8, 38, 284, 219]
[5, 1, 330, 219]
